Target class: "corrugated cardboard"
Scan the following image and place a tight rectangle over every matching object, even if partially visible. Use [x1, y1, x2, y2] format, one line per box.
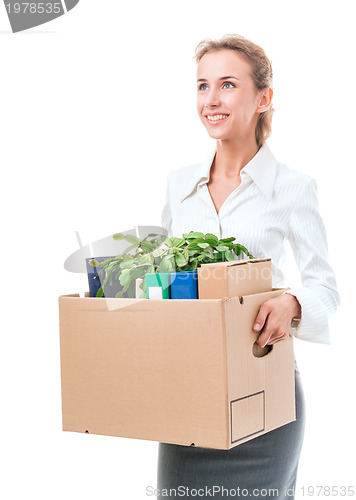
[198, 258, 272, 299]
[59, 288, 295, 450]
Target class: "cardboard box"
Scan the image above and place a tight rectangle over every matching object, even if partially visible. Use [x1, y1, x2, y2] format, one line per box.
[59, 288, 295, 450]
[198, 258, 272, 299]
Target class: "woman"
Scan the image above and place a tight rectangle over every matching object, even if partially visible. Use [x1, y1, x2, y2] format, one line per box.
[158, 34, 340, 500]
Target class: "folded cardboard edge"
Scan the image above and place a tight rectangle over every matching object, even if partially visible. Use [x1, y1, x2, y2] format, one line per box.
[59, 287, 289, 303]
[199, 258, 271, 268]
[236, 287, 290, 304]
[219, 299, 230, 450]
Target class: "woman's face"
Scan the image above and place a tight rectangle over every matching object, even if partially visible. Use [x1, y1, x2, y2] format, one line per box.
[196, 49, 267, 143]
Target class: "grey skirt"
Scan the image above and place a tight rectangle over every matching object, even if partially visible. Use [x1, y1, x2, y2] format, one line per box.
[157, 358, 306, 500]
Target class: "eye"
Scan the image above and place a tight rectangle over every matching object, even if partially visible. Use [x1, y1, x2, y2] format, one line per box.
[198, 83, 208, 91]
[222, 81, 235, 89]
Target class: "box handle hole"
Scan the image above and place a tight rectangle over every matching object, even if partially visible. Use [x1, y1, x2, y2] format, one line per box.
[252, 342, 273, 358]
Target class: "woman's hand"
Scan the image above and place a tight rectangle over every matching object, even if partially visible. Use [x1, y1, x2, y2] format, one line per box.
[253, 293, 301, 347]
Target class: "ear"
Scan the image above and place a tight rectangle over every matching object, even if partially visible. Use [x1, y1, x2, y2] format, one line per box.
[257, 88, 273, 113]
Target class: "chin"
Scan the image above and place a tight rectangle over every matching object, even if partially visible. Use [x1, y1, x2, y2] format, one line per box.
[203, 123, 232, 141]
[206, 130, 230, 141]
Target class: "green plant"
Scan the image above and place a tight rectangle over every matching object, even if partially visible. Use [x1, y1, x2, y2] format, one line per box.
[89, 231, 254, 299]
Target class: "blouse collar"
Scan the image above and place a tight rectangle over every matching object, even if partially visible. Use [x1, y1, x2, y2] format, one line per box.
[179, 142, 278, 203]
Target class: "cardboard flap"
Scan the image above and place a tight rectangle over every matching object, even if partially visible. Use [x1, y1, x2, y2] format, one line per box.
[199, 258, 271, 268]
[59, 293, 80, 299]
[223, 289, 295, 445]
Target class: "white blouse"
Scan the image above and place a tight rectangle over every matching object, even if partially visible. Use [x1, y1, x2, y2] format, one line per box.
[161, 142, 340, 345]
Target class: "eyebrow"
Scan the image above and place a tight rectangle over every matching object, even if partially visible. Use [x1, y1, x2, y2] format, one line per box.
[197, 76, 240, 82]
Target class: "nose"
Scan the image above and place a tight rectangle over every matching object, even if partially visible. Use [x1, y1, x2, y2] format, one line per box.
[204, 88, 221, 109]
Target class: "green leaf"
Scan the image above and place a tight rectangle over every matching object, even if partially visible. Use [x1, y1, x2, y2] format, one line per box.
[134, 262, 154, 272]
[122, 243, 138, 255]
[96, 286, 104, 297]
[131, 267, 145, 279]
[105, 261, 120, 273]
[225, 249, 234, 261]
[159, 238, 172, 248]
[119, 269, 131, 287]
[197, 242, 210, 249]
[187, 242, 202, 251]
[140, 241, 156, 252]
[220, 237, 236, 243]
[205, 233, 218, 242]
[124, 234, 141, 245]
[202, 247, 214, 259]
[204, 239, 218, 247]
[112, 254, 124, 260]
[184, 231, 205, 239]
[175, 252, 188, 267]
[137, 254, 153, 264]
[122, 280, 131, 293]
[102, 273, 109, 286]
[122, 255, 134, 262]
[171, 237, 186, 248]
[157, 259, 175, 273]
[234, 244, 254, 259]
[113, 233, 125, 240]
[119, 259, 135, 270]
[89, 259, 99, 267]
[216, 244, 229, 251]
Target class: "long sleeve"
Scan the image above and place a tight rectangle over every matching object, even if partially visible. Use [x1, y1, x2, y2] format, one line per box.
[161, 172, 173, 238]
[284, 177, 340, 344]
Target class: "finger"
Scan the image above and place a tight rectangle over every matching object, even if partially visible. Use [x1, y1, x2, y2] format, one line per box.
[260, 330, 286, 347]
[256, 318, 281, 347]
[268, 338, 285, 345]
[253, 304, 270, 332]
[267, 333, 290, 345]
[256, 328, 273, 348]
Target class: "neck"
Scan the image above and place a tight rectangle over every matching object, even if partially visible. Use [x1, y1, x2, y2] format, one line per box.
[213, 136, 260, 179]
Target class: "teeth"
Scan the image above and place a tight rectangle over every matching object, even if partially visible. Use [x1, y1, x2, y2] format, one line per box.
[207, 114, 228, 121]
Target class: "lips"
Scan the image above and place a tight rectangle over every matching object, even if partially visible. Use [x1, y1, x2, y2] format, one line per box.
[205, 114, 230, 124]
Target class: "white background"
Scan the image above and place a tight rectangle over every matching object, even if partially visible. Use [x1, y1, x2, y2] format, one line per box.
[0, 1, 354, 499]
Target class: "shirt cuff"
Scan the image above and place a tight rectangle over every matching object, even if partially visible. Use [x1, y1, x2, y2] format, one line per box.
[283, 288, 330, 345]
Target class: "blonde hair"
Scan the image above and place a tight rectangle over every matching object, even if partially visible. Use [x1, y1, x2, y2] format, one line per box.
[194, 34, 274, 148]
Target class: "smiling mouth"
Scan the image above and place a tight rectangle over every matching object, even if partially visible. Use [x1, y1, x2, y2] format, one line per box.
[206, 114, 229, 123]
